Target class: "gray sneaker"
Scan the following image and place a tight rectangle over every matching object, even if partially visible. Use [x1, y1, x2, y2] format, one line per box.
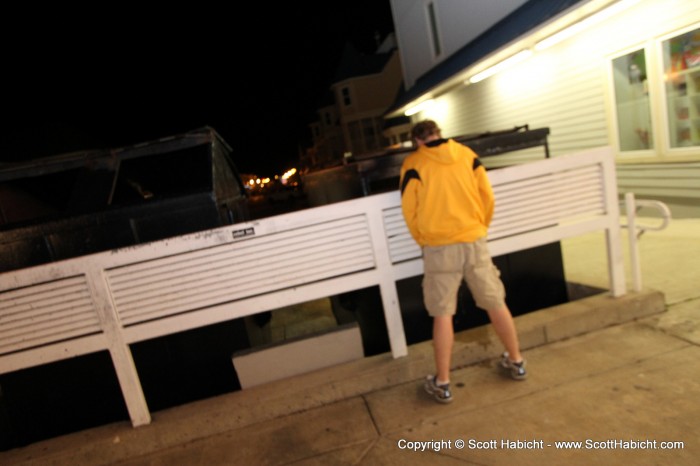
[500, 352, 527, 380]
[424, 375, 453, 403]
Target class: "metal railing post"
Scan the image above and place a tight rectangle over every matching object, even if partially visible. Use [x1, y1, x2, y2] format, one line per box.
[622, 192, 672, 292]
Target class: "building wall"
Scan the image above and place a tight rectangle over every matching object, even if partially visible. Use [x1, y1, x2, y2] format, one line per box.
[336, 53, 403, 115]
[444, 31, 610, 164]
[305, 104, 345, 170]
[403, 0, 700, 216]
[333, 51, 404, 156]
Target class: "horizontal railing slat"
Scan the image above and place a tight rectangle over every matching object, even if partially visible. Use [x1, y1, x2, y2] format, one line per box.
[116, 251, 375, 325]
[110, 234, 373, 300]
[0, 275, 102, 356]
[119, 259, 376, 326]
[106, 216, 370, 281]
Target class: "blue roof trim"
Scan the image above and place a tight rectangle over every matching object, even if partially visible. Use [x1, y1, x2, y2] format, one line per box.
[386, 0, 586, 115]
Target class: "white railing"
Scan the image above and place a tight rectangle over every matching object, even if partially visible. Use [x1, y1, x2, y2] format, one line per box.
[622, 192, 672, 292]
[0, 146, 626, 428]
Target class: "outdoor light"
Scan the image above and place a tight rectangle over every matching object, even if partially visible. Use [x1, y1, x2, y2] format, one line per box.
[468, 50, 533, 84]
[404, 99, 435, 116]
[534, 0, 640, 51]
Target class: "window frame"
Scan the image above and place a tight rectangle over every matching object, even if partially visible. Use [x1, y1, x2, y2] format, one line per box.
[607, 43, 658, 159]
[341, 86, 352, 106]
[656, 22, 700, 155]
[606, 23, 700, 162]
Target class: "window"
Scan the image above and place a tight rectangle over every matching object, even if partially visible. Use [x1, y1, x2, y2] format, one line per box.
[662, 27, 700, 148]
[341, 87, 351, 106]
[427, 1, 441, 57]
[612, 49, 653, 151]
[362, 119, 377, 150]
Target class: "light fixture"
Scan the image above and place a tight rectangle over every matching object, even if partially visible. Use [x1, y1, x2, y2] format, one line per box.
[404, 99, 435, 116]
[535, 0, 640, 51]
[468, 49, 533, 84]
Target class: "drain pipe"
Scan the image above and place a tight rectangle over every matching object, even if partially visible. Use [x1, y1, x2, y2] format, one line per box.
[622, 192, 672, 292]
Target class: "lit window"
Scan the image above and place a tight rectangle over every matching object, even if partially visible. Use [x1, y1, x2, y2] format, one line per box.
[612, 49, 653, 151]
[662, 27, 700, 148]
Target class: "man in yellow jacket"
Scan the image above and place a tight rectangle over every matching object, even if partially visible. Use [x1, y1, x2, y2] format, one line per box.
[400, 120, 527, 404]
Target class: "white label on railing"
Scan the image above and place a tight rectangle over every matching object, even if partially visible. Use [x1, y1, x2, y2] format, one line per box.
[232, 227, 256, 239]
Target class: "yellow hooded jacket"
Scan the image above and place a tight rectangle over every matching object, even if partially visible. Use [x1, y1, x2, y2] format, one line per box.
[399, 138, 494, 247]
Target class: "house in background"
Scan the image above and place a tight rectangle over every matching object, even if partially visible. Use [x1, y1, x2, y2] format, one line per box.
[307, 96, 344, 170]
[386, 0, 700, 217]
[304, 33, 407, 170]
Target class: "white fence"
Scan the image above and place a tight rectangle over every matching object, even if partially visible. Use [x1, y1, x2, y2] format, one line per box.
[0, 146, 625, 427]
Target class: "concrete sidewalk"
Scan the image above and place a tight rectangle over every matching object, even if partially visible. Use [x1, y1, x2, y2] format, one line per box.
[1, 218, 698, 465]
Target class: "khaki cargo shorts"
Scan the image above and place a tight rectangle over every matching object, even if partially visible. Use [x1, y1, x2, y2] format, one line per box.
[422, 238, 506, 316]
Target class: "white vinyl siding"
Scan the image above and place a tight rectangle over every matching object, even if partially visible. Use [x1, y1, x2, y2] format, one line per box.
[617, 162, 700, 199]
[411, 0, 700, 214]
[446, 51, 608, 168]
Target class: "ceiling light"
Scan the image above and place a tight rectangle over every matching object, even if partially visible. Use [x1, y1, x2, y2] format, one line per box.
[468, 50, 533, 84]
[404, 99, 435, 116]
[535, 0, 640, 51]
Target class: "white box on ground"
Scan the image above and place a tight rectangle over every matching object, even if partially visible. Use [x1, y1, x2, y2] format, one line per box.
[232, 322, 364, 389]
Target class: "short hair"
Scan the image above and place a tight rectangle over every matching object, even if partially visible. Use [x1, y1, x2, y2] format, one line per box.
[411, 120, 441, 141]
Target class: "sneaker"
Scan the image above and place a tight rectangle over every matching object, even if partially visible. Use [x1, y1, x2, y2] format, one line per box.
[500, 352, 527, 380]
[424, 375, 453, 403]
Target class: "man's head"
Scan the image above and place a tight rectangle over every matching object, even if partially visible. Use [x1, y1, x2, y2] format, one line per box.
[411, 120, 442, 146]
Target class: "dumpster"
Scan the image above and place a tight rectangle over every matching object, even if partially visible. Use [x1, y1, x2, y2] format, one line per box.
[0, 127, 258, 449]
[0, 126, 250, 271]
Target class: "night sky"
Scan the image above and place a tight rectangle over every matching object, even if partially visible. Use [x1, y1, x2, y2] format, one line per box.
[1, 2, 394, 177]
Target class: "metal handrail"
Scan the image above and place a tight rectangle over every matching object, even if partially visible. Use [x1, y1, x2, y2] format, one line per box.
[620, 192, 672, 292]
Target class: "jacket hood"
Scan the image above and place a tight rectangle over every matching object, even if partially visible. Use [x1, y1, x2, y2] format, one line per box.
[420, 139, 461, 164]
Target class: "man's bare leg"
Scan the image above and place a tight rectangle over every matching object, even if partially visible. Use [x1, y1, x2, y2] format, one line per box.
[433, 315, 454, 382]
[486, 306, 522, 362]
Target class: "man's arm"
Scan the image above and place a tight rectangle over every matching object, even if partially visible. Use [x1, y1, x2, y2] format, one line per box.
[400, 167, 424, 246]
[474, 160, 495, 227]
